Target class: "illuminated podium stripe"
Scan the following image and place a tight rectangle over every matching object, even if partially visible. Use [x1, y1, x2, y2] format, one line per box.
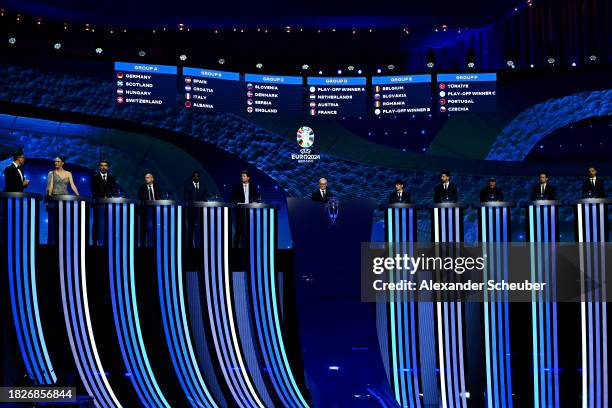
[527, 204, 560, 408]
[57, 200, 122, 408]
[381, 207, 423, 408]
[478, 206, 513, 408]
[155, 204, 219, 407]
[248, 207, 310, 408]
[575, 202, 608, 408]
[432, 206, 467, 408]
[107, 202, 170, 408]
[5, 196, 56, 384]
[202, 206, 265, 408]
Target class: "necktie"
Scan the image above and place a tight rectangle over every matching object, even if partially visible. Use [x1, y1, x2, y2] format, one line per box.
[541, 185, 544, 195]
[592, 178, 596, 187]
[322, 190, 325, 199]
[148, 185, 154, 200]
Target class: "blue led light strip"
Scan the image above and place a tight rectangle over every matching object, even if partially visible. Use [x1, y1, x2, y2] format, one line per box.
[250, 208, 310, 407]
[108, 203, 170, 407]
[59, 200, 122, 408]
[203, 208, 250, 407]
[156, 205, 219, 407]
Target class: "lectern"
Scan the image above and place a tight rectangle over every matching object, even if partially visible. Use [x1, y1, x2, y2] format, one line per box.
[572, 198, 610, 407]
[379, 203, 425, 407]
[525, 199, 562, 407]
[0, 192, 55, 386]
[475, 201, 515, 407]
[47, 195, 122, 406]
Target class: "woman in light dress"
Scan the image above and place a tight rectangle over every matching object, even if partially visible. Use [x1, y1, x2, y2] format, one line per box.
[46, 156, 80, 196]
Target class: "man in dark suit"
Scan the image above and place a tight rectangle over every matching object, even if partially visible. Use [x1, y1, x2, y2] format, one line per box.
[311, 178, 333, 203]
[433, 170, 459, 203]
[480, 178, 504, 202]
[230, 170, 260, 204]
[230, 170, 261, 248]
[91, 160, 116, 199]
[582, 166, 606, 198]
[3, 150, 29, 192]
[388, 179, 411, 203]
[184, 171, 207, 248]
[530, 172, 556, 201]
[138, 173, 164, 201]
[90, 160, 117, 245]
[137, 173, 164, 247]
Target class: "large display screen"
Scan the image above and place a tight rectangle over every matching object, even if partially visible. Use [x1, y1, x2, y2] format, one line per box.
[114, 62, 177, 106]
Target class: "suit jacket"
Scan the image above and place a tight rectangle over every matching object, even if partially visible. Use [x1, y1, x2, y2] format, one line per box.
[138, 184, 164, 201]
[91, 172, 116, 198]
[530, 184, 556, 201]
[582, 177, 606, 198]
[311, 189, 333, 203]
[230, 183, 260, 204]
[3, 163, 25, 192]
[184, 181, 208, 202]
[433, 183, 459, 203]
[479, 187, 504, 202]
[388, 190, 411, 204]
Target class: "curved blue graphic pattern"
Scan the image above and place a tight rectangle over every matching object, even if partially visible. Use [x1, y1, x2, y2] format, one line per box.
[5, 195, 56, 384]
[154, 204, 219, 407]
[486, 90, 612, 161]
[201, 206, 266, 408]
[57, 199, 122, 408]
[249, 207, 310, 408]
[107, 202, 170, 408]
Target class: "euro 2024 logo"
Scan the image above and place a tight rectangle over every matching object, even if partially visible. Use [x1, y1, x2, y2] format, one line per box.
[292, 126, 320, 163]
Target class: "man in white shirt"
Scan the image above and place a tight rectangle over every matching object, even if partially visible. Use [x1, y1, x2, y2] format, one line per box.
[582, 166, 606, 198]
[530, 172, 556, 200]
[231, 170, 261, 248]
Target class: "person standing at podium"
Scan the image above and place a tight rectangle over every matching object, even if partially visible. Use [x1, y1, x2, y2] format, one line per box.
[230, 170, 261, 248]
[91, 160, 116, 199]
[311, 178, 333, 203]
[582, 166, 606, 198]
[137, 172, 163, 247]
[3, 149, 29, 192]
[184, 171, 207, 248]
[479, 178, 504, 202]
[46, 156, 80, 196]
[530, 172, 556, 201]
[388, 179, 411, 203]
[433, 171, 458, 203]
[91, 160, 116, 245]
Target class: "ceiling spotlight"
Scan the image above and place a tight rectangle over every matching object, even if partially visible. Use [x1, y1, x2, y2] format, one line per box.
[357, 69, 362, 74]
[547, 57, 555, 64]
[571, 62, 576, 67]
[256, 63, 263, 69]
[387, 64, 395, 70]
[530, 64, 535, 68]
[347, 65, 354, 71]
[467, 62, 475, 68]
[8, 37, 16, 45]
[95, 47, 103, 54]
[302, 64, 309, 70]
[337, 69, 342, 74]
[426, 62, 434, 68]
[376, 68, 382, 74]
[53, 42, 62, 50]
[138, 50, 146, 57]
[179, 54, 187, 61]
[218, 58, 225, 65]
[506, 60, 514, 67]
[318, 70, 323, 75]
[589, 55, 597, 61]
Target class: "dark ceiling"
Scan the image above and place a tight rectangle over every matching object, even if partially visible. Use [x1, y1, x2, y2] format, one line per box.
[1, 0, 520, 28]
